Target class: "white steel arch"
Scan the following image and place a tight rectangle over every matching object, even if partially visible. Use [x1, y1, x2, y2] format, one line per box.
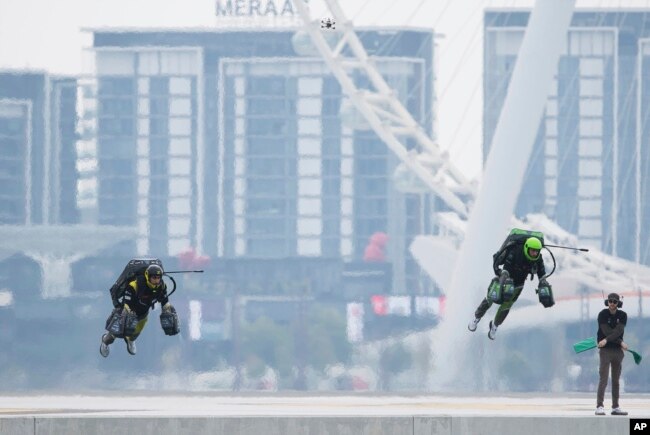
[292, 0, 650, 295]
[293, 0, 473, 218]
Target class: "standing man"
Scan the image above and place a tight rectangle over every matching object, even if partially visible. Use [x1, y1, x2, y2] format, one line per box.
[595, 292, 628, 416]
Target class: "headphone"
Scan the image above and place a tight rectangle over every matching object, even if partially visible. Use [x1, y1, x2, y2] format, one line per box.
[603, 294, 623, 308]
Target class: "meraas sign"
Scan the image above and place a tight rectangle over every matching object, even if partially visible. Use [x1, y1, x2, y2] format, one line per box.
[215, 0, 301, 17]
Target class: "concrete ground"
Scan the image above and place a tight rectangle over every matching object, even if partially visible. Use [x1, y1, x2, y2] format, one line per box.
[1, 392, 649, 417]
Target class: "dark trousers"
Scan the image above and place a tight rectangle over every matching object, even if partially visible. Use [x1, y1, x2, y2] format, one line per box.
[597, 347, 624, 408]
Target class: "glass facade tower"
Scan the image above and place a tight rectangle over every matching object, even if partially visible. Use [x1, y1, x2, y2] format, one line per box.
[85, 28, 435, 293]
[0, 72, 79, 225]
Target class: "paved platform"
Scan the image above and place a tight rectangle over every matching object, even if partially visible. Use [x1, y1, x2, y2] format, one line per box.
[0, 393, 646, 435]
[1, 392, 649, 416]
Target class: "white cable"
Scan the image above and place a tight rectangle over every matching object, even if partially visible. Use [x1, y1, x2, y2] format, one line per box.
[351, 0, 375, 22]
[404, 0, 430, 25]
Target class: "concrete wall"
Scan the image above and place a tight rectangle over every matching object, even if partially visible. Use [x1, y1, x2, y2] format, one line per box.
[0, 416, 630, 435]
[434, 417, 628, 435]
[0, 418, 33, 435]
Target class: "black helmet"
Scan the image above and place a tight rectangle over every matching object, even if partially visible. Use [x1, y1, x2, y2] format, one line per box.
[144, 264, 164, 288]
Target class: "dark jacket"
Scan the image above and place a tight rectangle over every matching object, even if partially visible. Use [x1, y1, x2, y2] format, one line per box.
[122, 275, 169, 316]
[597, 308, 627, 349]
[493, 243, 546, 285]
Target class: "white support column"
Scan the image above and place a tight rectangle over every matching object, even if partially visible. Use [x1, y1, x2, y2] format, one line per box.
[52, 83, 62, 224]
[43, 75, 51, 225]
[340, 126, 354, 259]
[635, 39, 649, 264]
[136, 76, 151, 255]
[24, 101, 33, 225]
[196, 49, 206, 255]
[217, 62, 226, 257]
[297, 77, 323, 256]
[167, 76, 194, 256]
[234, 77, 247, 257]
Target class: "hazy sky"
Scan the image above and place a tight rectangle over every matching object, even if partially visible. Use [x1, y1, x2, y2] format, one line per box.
[1, 0, 649, 180]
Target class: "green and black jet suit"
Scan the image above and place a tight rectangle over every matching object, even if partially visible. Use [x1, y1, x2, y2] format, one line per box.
[468, 236, 549, 340]
[100, 264, 174, 357]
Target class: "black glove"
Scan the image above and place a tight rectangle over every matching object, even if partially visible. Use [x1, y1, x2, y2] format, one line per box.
[537, 279, 554, 308]
[160, 305, 180, 336]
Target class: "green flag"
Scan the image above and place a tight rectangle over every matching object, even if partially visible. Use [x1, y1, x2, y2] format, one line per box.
[573, 337, 642, 365]
[629, 349, 643, 365]
[573, 337, 597, 354]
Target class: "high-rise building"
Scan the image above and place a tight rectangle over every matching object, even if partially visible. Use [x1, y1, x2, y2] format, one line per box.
[484, 10, 650, 264]
[0, 71, 79, 225]
[83, 26, 436, 293]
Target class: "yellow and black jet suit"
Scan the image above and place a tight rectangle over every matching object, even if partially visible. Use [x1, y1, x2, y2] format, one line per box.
[100, 264, 175, 356]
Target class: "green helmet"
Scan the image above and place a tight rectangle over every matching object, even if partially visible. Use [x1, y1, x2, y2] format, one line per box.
[523, 237, 542, 261]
